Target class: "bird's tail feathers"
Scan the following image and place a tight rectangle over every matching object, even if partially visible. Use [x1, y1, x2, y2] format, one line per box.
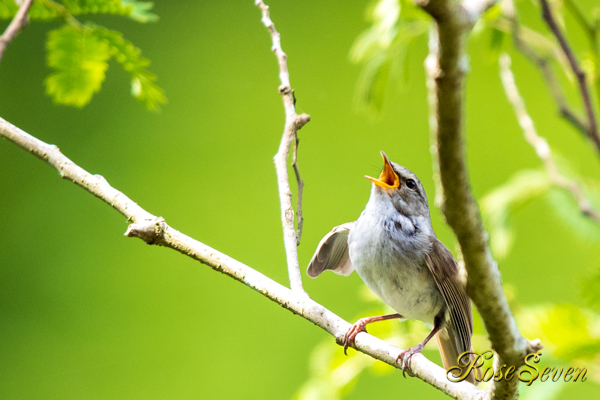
[436, 329, 480, 385]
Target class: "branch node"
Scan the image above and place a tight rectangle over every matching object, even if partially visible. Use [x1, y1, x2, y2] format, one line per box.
[94, 174, 109, 185]
[527, 339, 544, 354]
[125, 217, 167, 245]
[278, 85, 291, 95]
[295, 113, 310, 129]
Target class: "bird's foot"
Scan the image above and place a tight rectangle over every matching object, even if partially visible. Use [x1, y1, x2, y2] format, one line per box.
[396, 343, 424, 378]
[343, 319, 370, 355]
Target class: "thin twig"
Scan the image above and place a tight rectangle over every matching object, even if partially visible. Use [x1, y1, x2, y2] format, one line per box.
[502, 0, 589, 135]
[0, 0, 33, 63]
[500, 53, 600, 224]
[0, 116, 486, 400]
[419, 0, 542, 399]
[540, 0, 600, 155]
[255, 0, 310, 293]
[292, 134, 304, 245]
[563, 0, 600, 115]
[564, 0, 595, 38]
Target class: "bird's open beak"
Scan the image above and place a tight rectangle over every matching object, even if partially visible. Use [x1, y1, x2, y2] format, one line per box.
[365, 151, 400, 189]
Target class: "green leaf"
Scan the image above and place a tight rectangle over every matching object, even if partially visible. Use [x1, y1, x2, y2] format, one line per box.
[350, 0, 428, 113]
[122, 0, 158, 23]
[0, 1, 18, 19]
[45, 25, 111, 108]
[90, 26, 166, 110]
[490, 27, 504, 50]
[0, 0, 59, 20]
[44, 23, 165, 110]
[520, 378, 567, 400]
[517, 304, 600, 361]
[353, 53, 391, 113]
[481, 170, 551, 258]
[582, 267, 600, 313]
[0, 0, 157, 22]
[294, 340, 370, 400]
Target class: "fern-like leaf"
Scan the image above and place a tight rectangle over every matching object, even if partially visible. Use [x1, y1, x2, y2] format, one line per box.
[0, 0, 157, 22]
[91, 26, 166, 110]
[45, 26, 111, 108]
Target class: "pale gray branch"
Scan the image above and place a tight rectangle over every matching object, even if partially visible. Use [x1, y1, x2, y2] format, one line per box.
[256, 0, 309, 293]
[419, 1, 541, 399]
[500, 54, 600, 224]
[0, 116, 486, 400]
[0, 0, 33, 63]
[425, 28, 443, 208]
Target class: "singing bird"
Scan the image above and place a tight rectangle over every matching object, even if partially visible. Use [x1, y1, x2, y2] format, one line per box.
[307, 152, 476, 383]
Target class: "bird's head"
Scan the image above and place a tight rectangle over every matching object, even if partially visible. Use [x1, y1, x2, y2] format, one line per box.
[365, 151, 430, 219]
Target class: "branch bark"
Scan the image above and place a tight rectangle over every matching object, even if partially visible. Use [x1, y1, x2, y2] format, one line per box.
[256, 0, 310, 293]
[500, 53, 600, 224]
[0, 0, 33, 63]
[419, 1, 542, 399]
[539, 0, 600, 155]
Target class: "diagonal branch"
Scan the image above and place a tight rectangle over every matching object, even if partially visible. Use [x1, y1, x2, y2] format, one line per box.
[501, 0, 589, 136]
[0, 115, 486, 400]
[500, 53, 600, 224]
[539, 0, 600, 155]
[256, 0, 309, 293]
[563, 0, 600, 120]
[419, 0, 542, 399]
[0, 0, 33, 63]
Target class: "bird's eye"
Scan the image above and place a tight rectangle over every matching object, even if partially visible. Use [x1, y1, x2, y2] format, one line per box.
[406, 179, 416, 189]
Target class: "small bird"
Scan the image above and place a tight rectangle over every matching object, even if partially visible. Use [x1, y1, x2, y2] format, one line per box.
[307, 151, 477, 384]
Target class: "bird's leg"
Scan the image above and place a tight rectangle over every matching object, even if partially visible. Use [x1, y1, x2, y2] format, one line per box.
[397, 313, 444, 377]
[343, 313, 402, 355]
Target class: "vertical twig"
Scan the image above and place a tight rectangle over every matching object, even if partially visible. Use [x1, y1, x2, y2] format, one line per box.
[540, 0, 600, 155]
[256, 0, 310, 293]
[425, 27, 443, 208]
[292, 134, 304, 245]
[0, 0, 34, 63]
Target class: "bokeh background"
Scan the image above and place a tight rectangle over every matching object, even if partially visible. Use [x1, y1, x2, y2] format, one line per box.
[1, 0, 600, 399]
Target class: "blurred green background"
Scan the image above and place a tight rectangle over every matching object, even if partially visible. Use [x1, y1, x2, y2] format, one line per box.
[1, 0, 600, 399]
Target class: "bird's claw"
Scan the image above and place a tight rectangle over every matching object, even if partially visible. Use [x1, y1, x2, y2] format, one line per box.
[396, 344, 424, 378]
[343, 319, 369, 355]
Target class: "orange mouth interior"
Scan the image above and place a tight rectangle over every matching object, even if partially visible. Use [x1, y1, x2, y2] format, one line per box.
[365, 151, 400, 189]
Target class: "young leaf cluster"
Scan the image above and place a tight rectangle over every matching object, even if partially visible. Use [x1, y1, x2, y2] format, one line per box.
[1, 0, 165, 110]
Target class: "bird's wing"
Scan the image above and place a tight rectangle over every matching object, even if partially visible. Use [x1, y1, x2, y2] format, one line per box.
[424, 238, 473, 356]
[307, 222, 355, 278]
